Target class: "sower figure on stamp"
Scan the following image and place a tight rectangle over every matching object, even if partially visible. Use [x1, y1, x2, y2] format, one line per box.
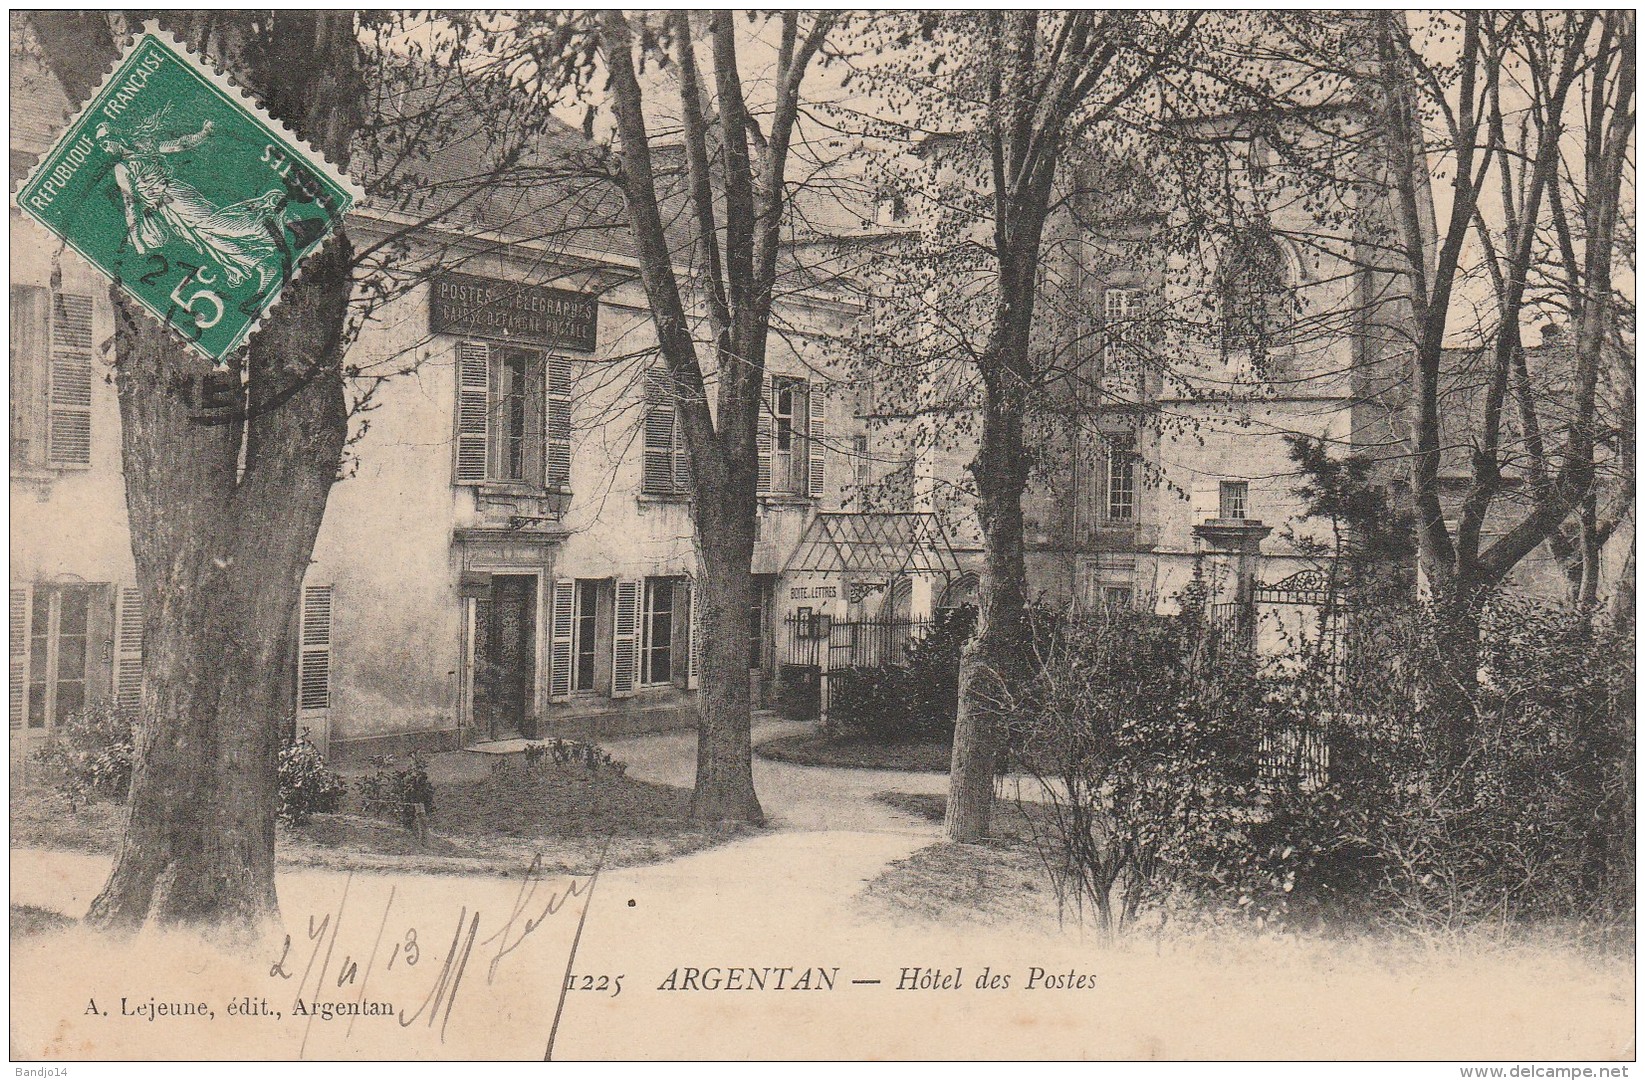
[98, 104, 291, 294]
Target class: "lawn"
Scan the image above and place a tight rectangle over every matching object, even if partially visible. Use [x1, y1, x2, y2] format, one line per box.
[864, 791, 1062, 929]
[756, 729, 951, 772]
[11, 752, 746, 878]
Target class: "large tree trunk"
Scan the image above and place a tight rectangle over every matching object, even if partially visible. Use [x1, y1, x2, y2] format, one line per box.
[945, 249, 1039, 844]
[944, 400, 1030, 841]
[27, 12, 363, 938]
[89, 240, 352, 938]
[690, 485, 764, 824]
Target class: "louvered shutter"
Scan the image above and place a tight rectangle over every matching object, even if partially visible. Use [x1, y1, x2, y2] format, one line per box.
[672, 405, 692, 497]
[1190, 480, 1219, 524]
[454, 342, 492, 483]
[807, 381, 827, 499]
[11, 286, 48, 463]
[549, 579, 575, 702]
[112, 584, 144, 711]
[642, 369, 676, 495]
[298, 584, 333, 715]
[10, 586, 31, 730]
[756, 372, 774, 493]
[545, 356, 573, 488]
[686, 581, 701, 690]
[611, 579, 641, 698]
[47, 293, 93, 466]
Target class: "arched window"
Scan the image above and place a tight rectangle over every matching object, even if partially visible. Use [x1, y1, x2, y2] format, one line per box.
[1218, 229, 1291, 370]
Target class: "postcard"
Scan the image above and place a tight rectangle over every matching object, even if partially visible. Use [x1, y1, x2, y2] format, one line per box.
[10, 10, 1634, 1065]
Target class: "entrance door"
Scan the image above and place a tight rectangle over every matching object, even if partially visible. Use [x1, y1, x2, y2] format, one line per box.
[474, 575, 537, 739]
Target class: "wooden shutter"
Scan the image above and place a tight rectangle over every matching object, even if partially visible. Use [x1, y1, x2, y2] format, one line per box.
[47, 293, 93, 466]
[756, 372, 774, 493]
[1190, 480, 1219, 524]
[672, 405, 692, 496]
[642, 369, 676, 495]
[686, 581, 700, 690]
[112, 584, 144, 712]
[806, 380, 827, 499]
[298, 584, 333, 715]
[454, 341, 492, 484]
[611, 578, 641, 698]
[11, 285, 48, 464]
[549, 579, 575, 702]
[545, 356, 573, 489]
[10, 585, 31, 730]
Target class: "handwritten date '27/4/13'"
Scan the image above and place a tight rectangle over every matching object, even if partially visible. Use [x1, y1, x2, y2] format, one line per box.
[263, 855, 600, 1050]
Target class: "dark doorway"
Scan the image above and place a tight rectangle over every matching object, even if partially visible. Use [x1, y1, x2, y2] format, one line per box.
[474, 574, 537, 739]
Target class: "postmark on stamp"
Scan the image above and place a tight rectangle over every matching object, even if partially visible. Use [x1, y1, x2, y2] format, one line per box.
[15, 22, 361, 362]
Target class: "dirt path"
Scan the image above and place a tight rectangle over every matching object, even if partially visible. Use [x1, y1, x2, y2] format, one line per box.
[607, 714, 950, 833]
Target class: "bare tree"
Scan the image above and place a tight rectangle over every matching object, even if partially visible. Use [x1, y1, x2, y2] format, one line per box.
[496, 11, 839, 822]
[843, 11, 1205, 841]
[1367, 11, 1634, 731]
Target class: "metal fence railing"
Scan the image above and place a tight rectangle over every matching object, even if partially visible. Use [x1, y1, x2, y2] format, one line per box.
[782, 614, 939, 672]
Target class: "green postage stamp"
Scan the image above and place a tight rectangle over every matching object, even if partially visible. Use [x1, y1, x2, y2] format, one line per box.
[16, 23, 360, 361]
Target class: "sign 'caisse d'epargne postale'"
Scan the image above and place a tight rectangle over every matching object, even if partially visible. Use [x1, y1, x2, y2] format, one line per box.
[429, 271, 598, 352]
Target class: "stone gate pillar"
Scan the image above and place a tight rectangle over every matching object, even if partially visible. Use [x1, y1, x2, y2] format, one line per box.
[1192, 518, 1273, 606]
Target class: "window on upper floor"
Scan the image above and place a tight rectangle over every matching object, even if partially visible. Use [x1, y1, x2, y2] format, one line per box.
[1105, 438, 1137, 521]
[759, 374, 826, 498]
[642, 368, 692, 498]
[1220, 480, 1249, 520]
[1218, 229, 1291, 374]
[11, 286, 94, 469]
[1096, 286, 1146, 405]
[453, 340, 571, 489]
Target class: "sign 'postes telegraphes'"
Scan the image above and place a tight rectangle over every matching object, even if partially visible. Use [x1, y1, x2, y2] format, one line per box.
[15, 23, 359, 362]
[429, 272, 599, 352]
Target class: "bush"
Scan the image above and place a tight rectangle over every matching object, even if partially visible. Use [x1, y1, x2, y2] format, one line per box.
[356, 752, 436, 830]
[1005, 590, 1635, 937]
[1006, 605, 1264, 934]
[827, 664, 912, 740]
[276, 730, 346, 825]
[34, 699, 137, 809]
[829, 605, 975, 742]
[520, 738, 628, 775]
[1181, 596, 1633, 934]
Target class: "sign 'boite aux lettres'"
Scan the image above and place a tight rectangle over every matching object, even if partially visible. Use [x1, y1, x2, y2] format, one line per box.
[429, 271, 598, 352]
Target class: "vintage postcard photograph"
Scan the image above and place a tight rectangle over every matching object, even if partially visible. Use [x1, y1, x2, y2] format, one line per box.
[7, 9, 1635, 1065]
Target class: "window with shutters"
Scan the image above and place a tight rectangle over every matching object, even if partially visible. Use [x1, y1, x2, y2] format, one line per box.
[572, 579, 602, 693]
[9, 588, 28, 731]
[10, 286, 94, 469]
[1080, 558, 1136, 614]
[611, 579, 641, 698]
[642, 369, 691, 497]
[761, 375, 823, 498]
[298, 585, 334, 714]
[18, 584, 93, 732]
[452, 341, 572, 490]
[641, 577, 676, 686]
